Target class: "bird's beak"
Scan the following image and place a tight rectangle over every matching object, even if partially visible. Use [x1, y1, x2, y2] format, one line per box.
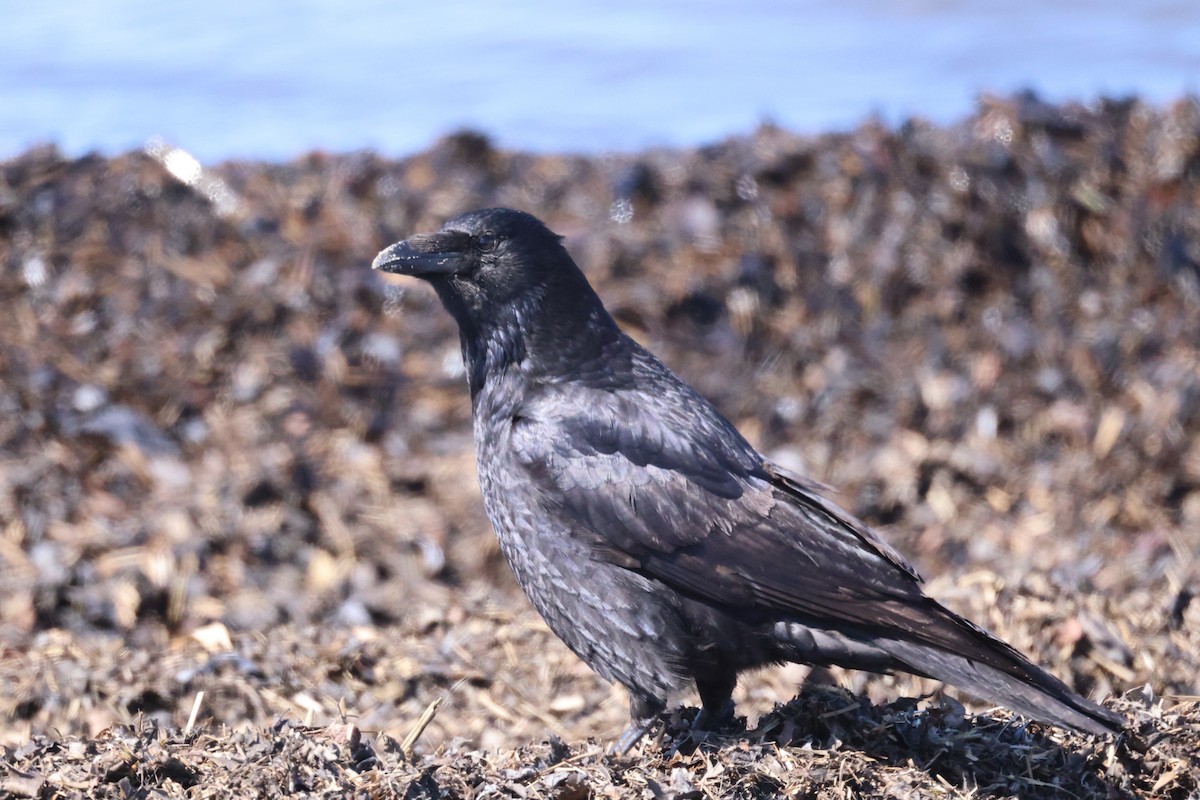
[372, 232, 472, 276]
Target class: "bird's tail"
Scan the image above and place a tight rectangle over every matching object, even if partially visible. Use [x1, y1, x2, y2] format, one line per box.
[881, 635, 1124, 736]
[774, 606, 1125, 736]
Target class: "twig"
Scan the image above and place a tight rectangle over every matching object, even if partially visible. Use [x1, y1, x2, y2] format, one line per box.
[185, 691, 205, 735]
[401, 696, 443, 758]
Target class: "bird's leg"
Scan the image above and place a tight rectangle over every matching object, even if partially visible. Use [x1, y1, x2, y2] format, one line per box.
[660, 674, 737, 757]
[612, 696, 666, 755]
[693, 674, 737, 732]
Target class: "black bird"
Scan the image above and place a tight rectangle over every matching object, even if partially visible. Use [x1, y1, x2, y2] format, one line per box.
[372, 208, 1125, 749]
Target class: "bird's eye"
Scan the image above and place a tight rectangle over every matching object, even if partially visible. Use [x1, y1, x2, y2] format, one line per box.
[477, 233, 498, 252]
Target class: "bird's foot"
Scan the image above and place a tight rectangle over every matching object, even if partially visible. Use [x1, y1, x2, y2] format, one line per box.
[692, 698, 735, 732]
[664, 701, 738, 757]
[610, 716, 663, 756]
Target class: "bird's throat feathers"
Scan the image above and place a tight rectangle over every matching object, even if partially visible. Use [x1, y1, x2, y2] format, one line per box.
[443, 277, 624, 400]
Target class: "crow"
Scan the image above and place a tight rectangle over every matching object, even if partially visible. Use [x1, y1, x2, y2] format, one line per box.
[372, 207, 1125, 750]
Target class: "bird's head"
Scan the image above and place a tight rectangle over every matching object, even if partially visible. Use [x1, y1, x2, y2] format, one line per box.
[372, 208, 587, 320]
[373, 208, 617, 381]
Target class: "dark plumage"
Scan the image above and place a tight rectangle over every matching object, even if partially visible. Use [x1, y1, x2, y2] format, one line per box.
[372, 208, 1125, 749]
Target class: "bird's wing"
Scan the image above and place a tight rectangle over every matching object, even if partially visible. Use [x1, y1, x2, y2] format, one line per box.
[511, 380, 1126, 736]
[511, 381, 930, 631]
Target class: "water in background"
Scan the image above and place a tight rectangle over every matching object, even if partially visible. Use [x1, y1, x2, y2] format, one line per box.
[2, 0, 1198, 163]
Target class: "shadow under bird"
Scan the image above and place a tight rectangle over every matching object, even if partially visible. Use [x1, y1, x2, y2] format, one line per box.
[372, 208, 1125, 751]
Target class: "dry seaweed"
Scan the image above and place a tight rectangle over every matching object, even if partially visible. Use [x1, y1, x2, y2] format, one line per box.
[1, 93, 1198, 797]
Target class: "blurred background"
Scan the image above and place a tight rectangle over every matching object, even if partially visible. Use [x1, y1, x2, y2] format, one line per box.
[3, 0, 1200, 789]
[2, 0, 1198, 163]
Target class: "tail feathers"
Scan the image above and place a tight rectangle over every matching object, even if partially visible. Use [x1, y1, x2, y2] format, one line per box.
[884, 638, 1124, 735]
[774, 621, 1125, 736]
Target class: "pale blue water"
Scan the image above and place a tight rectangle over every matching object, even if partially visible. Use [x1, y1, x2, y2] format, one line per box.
[1, 0, 1198, 163]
